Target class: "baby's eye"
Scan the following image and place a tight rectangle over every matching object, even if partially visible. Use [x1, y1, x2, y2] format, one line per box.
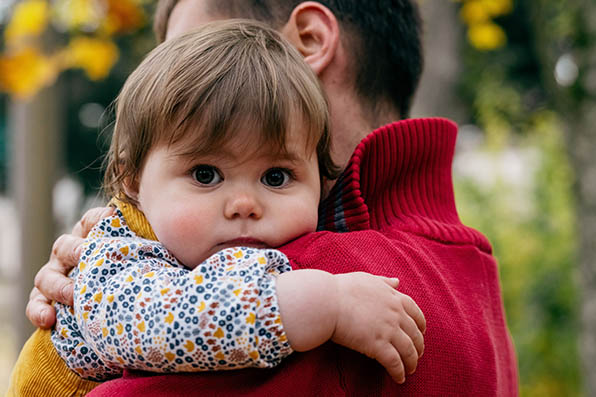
[192, 165, 223, 186]
[261, 168, 292, 188]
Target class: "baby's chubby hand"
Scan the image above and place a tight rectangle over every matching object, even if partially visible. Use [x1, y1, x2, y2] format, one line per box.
[330, 272, 426, 384]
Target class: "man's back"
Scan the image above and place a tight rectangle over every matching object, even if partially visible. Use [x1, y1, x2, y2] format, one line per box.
[279, 230, 518, 396]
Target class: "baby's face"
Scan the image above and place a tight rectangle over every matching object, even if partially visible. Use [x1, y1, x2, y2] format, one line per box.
[134, 128, 321, 268]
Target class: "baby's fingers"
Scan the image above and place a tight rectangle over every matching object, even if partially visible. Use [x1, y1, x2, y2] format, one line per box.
[393, 329, 419, 376]
[381, 276, 400, 289]
[400, 315, 425, 359]
[401, 294, 426, 335]
[375, 345, 406, 384]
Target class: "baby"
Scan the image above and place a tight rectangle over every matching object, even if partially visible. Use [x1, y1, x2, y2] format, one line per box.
[51, 20, 425, 385]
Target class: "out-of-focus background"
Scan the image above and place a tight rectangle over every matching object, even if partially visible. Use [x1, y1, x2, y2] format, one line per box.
[0, 0, 594, 395]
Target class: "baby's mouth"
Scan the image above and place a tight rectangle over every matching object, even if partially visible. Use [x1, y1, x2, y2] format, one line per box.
[217, 238, 268, 249]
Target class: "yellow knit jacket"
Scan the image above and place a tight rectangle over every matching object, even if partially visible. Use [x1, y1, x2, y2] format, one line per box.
[6, 200, 156, 397]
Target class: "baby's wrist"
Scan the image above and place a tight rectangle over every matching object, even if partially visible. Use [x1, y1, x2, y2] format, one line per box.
[328, 274, 341, 340]
[331, 273, 356, 345]
[277, 269, 339, 351]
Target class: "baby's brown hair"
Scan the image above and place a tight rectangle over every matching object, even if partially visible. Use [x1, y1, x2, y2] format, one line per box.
[104, 19, 338, 202]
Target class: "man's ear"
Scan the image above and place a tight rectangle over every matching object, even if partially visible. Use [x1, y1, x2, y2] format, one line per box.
[280, 2, 340, 75]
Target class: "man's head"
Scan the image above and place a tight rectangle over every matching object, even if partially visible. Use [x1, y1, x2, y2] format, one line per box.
[155, 0, 422, 120]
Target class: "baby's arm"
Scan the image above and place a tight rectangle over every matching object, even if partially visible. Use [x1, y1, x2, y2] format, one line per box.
[276, 270, 426, 384]
[53, 213, 294, 381]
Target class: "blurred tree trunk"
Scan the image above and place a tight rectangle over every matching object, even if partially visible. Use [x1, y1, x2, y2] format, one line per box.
[9, 84, 61, 348]
[410, 0, 466, 122]
[530, 1, 596, 395]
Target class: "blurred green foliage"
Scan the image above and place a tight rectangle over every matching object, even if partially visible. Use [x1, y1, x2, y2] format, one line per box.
[456, 1, 582, 396]
[61, 26, 155, 194]
[455, 114, 581, 396]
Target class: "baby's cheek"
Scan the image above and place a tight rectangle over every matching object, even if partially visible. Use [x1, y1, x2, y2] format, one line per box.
[169, 208, 205, 237]
[301, 210, 319, 234]
[279, 202, 318, 241]
[152, 206, 210, 265]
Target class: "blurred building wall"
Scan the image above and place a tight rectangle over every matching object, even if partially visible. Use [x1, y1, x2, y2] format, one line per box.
[9, 85, 61, 348]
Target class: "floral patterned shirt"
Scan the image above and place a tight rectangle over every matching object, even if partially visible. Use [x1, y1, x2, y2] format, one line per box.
[51, 210, 293, 381]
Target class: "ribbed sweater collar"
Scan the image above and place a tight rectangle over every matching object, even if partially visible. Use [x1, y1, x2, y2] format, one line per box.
[318, 118, 491, 252]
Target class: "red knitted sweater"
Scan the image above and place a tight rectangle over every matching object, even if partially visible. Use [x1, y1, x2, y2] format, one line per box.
[88, 118, 519, 396]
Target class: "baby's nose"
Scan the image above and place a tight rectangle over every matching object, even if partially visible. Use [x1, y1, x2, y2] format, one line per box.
[224, 193, 263, 219]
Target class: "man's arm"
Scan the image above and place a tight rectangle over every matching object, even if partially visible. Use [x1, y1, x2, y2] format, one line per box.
[27, 207, 114, 328]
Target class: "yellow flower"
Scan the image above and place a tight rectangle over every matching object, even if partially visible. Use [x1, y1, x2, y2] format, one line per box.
[0, 47, 55, 99]
[184, 340, 195, 352]
[65, 36, 119, 80]
[460, 0, 513, 25]
[214, 328, 225, 338]
[101, 0, 146, 35]
[460, 0, 490, 24]
[479, 0, 513, 17]
[467, 21, 507, 50]
[246, 313, 256, 325]
[4, 0, 50, 45]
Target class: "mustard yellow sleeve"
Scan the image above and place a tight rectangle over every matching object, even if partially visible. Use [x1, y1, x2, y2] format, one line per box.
[6, 329, 99, 397]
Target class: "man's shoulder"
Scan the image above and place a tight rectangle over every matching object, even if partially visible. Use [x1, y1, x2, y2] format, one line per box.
[279, 226, 495, 276]
[279, 228, 418, 271]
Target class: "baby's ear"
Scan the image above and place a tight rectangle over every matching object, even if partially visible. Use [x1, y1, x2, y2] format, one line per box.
[122, 175, 141, 207]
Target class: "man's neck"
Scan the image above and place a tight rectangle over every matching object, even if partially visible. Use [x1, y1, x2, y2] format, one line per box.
[323, 109, 401, 198]
[329, 105, 401, 168]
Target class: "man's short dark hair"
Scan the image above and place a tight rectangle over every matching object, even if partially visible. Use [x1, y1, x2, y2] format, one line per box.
[154, 0, 423, 118]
